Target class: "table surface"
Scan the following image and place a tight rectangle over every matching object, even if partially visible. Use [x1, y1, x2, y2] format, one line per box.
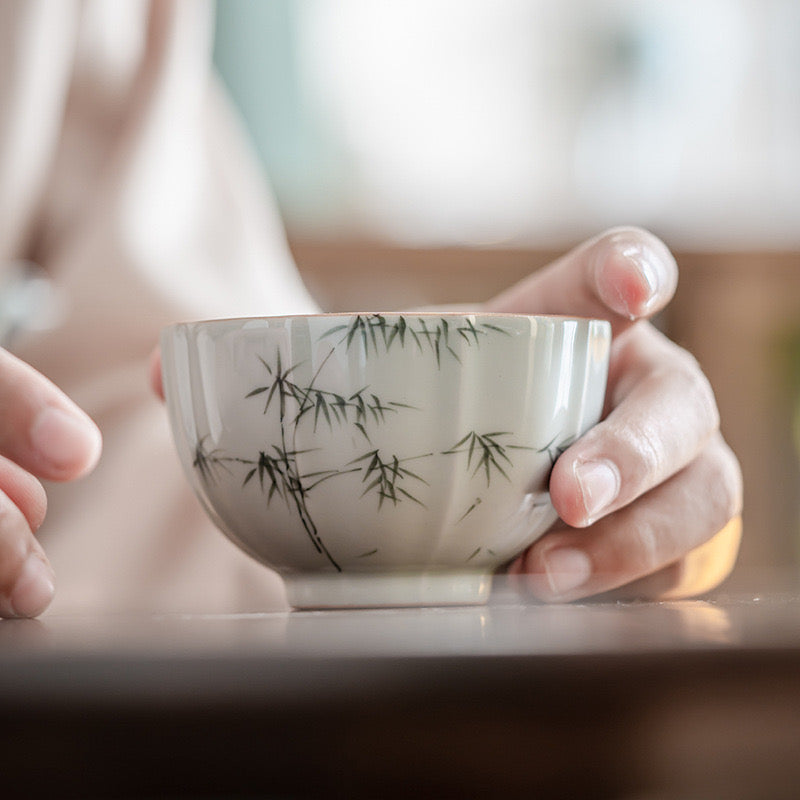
[3, 574, 800, 799]
[2, 573, 797, 664]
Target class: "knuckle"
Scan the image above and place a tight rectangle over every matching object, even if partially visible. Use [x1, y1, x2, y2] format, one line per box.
[617, 418, 665, 486]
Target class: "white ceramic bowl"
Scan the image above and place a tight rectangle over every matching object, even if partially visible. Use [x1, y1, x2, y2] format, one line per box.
[161, 313, 610, 608]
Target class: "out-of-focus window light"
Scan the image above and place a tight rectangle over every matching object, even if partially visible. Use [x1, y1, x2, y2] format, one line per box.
[214, 0, 800, 249]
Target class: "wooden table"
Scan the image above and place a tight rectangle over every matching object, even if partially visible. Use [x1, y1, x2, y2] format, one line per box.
[2, 575, 800, 799]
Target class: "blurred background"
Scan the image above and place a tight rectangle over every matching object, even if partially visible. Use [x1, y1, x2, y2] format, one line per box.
[212, 0, 800, 577]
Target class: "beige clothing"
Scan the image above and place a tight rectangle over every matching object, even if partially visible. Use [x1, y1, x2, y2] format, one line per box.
[0, 0, 318, 613]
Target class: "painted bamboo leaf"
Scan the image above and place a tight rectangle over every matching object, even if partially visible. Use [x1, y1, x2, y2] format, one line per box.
[538, 433, 577, 466]
[193, 436, 234, 486]
[457, 496, 482, 523]
[318, 314, 510, 364]
[347, 449, 429, 509]
[443, 431, 532, 487]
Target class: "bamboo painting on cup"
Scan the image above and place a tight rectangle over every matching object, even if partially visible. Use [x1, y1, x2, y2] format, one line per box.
[161, 313, 610, 608]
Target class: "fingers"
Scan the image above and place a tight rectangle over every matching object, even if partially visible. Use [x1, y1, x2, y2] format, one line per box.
[550, 325, 720, 527]
[598, 516, 743, 601]
[511, 432, 743, 601]
[0, 349, 100, 618]
[485, 227, 678, 337]
[492, 226, 739, 602]
[0, 454, 48, 532]
[509, 316, 742, 602]
[0, 348, 102, 481]
[0, 478, 54, 618]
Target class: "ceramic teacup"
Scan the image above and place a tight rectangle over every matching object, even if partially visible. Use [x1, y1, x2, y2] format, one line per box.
[160, 312, 610, 608]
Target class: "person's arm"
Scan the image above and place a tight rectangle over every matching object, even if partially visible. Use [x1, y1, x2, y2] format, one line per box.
[488, 226, 742, 600]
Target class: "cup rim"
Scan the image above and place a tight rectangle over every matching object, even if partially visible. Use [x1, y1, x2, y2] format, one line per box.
[163, 311, 610, 329]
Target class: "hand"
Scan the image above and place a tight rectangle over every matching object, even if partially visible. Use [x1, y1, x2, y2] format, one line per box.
[0, 349, 101, 618]
[487, 227, 743, 601]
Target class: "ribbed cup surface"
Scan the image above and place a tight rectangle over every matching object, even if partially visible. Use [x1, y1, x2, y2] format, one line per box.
[161, 313, 610, 602]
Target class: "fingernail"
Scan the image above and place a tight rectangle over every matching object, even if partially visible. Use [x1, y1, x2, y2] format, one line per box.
[574, 459, 619, 524]
[620, 241, 661, 314]
[10, 554, 55, 617]
[597, 234, 666, 319]
[30, 406, 102, 474]
[543, 547, 592, 596]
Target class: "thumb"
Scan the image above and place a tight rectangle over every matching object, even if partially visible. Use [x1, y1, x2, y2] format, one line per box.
[485, 227, 678, 338]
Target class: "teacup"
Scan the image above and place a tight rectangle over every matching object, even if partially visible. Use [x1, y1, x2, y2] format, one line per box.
[160, 313, 610, 608]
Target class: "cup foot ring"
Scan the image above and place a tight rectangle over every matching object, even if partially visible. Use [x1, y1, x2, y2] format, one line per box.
[283, 571, 493, 609]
